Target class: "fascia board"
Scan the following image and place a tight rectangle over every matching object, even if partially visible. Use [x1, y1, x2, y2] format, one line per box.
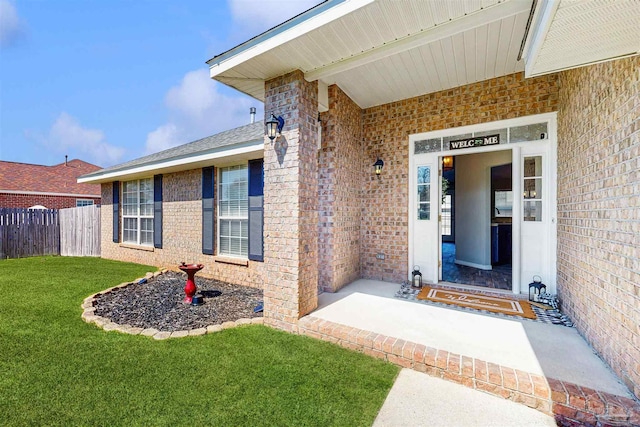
[208, 0, 374, 78]
[78, 141, 264, 184]
[522, 0, 560, 77]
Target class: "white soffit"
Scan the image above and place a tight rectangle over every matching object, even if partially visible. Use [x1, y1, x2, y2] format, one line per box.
[210, 0, 532, 109]
[522, 0, 640, 77]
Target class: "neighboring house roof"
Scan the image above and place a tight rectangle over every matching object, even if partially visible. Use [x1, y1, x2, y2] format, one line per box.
[79, 120, 264, 184]
[0, 159, 102, 196]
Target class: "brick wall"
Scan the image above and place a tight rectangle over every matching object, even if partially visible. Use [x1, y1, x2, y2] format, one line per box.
[263, 70, 319, 331]
[360, 72, 559, 282]
[100, 168, 264, 289]
[318, 85, 364, 292]
[0, 193, 100, 209]
[557, 56, 640, 399]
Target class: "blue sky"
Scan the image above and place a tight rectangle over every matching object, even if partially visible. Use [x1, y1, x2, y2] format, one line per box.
[0, 0, 320, 168]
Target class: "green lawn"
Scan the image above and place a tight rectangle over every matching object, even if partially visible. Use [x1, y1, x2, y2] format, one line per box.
[0, 257, 398, 426]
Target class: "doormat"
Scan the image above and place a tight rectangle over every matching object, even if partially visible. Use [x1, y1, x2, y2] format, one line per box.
[416, 286, 537, 320]
[395, 284, 574, 326]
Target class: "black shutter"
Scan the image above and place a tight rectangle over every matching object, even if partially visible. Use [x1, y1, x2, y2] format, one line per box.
[248, 159, 264, 262]
[202, 167, 215, 255]
[112, 181, 120, 243]
[153, 174, 163, 248]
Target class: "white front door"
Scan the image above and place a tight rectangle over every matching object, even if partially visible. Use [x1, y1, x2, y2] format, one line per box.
[409, 112, 558, 295]
[518, 145, 556, 293]
[410, 154, 439, 284]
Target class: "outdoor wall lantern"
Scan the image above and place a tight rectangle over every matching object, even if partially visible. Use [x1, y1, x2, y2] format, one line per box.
[442, 156, 453, 171]
[266, 114, 285, 140]
[373, 158, 384, 175]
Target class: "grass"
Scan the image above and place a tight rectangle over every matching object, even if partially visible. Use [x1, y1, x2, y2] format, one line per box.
[0, 256, 399, 426]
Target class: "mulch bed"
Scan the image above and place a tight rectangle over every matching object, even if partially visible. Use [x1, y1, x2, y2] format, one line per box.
[93, 271, 263, 332]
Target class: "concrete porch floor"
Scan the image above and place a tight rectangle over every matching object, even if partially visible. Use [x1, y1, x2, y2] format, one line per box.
[298, 279, 640, 425]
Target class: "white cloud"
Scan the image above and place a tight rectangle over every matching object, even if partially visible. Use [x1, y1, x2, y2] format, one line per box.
[228, 0, 321, 38]
[0, 0, 24, 48]
[145, 123, 181, 154]
[144, 69, 261, 155]
[43, 112, 125, 166]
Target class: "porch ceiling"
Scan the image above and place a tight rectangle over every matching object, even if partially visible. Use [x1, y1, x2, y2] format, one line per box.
[208, 0, 639, 110]
[521, 0, 640, 77]
[209, 0, 531, 109]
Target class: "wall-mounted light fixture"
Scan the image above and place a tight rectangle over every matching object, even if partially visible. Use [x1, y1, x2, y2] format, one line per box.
[442, 156, 454, 171]
[266, 114, 285, 140]
[373, 158, 384, 176]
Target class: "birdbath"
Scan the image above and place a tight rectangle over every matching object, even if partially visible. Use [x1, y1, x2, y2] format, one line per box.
[178, 263, 204, 304]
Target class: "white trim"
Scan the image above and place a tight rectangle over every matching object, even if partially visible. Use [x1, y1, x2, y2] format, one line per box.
[75, 199, 95, 207]
[410, 112, 557, 143]
[0, 190, 100, 198]
[121, 178, 154, 247]
[521, 0, 560, 77]
[208, 0, 374, 77]
[217, 164, 249, 259]
[305, 1, 529, 82]
[511, 146, 522, 294]
[408, 112, 558, 295]
[454, 260, 492, 271]
[78, 141, 264, 184]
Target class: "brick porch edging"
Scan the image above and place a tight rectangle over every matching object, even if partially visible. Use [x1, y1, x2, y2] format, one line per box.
[297, 316, 640, 427]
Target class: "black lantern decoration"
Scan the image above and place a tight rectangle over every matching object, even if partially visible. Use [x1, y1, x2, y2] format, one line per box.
[373, 158, 384, 175]
[411, 265, 423, 289]
[528, 275, 546, 302]
[266, 114, 285, 140]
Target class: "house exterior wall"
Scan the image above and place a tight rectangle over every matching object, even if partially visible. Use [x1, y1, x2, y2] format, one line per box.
[556, 56, 640, 399]
[360, 72, 560, 282]
[263, 70, 319, 331]
[0, 192, 100, 209]
[318, 85, 364, 292]
[100, 168, 264, 289]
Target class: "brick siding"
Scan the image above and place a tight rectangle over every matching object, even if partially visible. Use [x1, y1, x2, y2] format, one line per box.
[100, 169, 264, 289]
[557, 56, 640, 399]
[262, 70, 319, 330]
[0, 193, 100, 209]
[318, 85, 364, 292]
[360, 72, 559, 282]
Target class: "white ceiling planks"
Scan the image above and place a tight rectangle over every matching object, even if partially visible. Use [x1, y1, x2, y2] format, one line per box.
[522, 0, 639, 76]
[210, 0, 533, 108]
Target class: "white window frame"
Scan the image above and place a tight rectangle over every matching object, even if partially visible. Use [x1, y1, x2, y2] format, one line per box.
[121, 178, 154, 246]
[76, 199, 94, 207]
[217, 164, 248, 258]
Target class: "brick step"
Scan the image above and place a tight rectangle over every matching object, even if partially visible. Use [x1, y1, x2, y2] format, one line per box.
[297, 316, 640, 427]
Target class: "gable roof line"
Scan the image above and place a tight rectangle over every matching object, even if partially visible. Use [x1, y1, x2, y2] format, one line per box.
[207, 0, 373, 77]
[78, 120, 265, 183]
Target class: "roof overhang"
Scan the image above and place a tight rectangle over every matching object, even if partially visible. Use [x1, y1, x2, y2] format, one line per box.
[520, 0, 640, 77]
[208, 0, 532, 110]
[78, 140, 263, 184]
[209, 0, 639, 109]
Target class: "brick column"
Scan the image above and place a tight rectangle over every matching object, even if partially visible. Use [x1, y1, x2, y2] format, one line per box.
[263, 70, 319, 331]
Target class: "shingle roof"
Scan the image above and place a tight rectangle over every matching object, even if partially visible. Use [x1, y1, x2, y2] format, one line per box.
[0, 159, 102, 195]
[80, 120, 264, 180]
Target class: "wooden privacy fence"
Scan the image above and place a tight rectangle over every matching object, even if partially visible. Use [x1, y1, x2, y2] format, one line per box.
[60, 205, 101, 257]
[0, 206, 101, 259]
[0, 208, 60, 259]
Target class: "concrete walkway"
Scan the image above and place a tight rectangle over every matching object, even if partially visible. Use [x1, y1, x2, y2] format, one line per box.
[298, 279, 640, 425]
[374, 369, 557, 426]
